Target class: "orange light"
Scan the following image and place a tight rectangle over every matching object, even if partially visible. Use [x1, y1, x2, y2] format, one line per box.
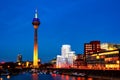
[33, 43, 38, 68]
[77, 77, 81, 80]
[88, 77, 93, 80]
[0, 78, 3, 80]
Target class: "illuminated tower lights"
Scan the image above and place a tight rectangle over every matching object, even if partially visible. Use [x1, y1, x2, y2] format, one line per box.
[32, 9, 40, 68]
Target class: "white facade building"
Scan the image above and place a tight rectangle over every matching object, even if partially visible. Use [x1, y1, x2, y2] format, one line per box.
[56, 44, 76, 68]
[101, 43, 117, 50]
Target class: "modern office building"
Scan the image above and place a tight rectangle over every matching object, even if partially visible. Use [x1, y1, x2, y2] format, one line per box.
[56, 45, 76, 68]
[86, 49, 120, 70]
[32, 10, 40, 68]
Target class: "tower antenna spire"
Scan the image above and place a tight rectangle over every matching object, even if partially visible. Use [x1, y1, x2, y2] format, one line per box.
[35, 9, 38, 18]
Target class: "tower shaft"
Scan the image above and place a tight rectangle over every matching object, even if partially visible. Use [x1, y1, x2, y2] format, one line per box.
[33, 29, 38, 68]
[32, 9, 40, 68]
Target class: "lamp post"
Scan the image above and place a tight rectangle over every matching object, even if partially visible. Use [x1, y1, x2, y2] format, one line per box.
[96, 54, 100, 70]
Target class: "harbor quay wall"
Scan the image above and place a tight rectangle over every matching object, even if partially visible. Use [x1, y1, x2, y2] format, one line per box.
[46, 68, 120, 78]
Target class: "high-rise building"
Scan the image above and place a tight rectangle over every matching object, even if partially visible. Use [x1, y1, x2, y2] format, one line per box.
[32, 10, 40, 68]
[56, 44, 76, 68]
[17, 54, 22, 62]
[84, 41, 101, 55]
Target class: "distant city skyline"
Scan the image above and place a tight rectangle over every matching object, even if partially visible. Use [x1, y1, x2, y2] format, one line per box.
[0, 0, 120, 63]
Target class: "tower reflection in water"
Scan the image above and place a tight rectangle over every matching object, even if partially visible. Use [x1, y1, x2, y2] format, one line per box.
[32, 73, 38, 80]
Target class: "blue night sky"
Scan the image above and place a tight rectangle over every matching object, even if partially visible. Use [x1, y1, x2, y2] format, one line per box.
[0, 0, 120, 63]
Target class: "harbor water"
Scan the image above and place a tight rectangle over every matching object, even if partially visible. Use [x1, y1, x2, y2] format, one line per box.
[0, 72, 119, 80]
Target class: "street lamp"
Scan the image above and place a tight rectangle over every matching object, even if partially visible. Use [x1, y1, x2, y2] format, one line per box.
[96, 54, 100, 69]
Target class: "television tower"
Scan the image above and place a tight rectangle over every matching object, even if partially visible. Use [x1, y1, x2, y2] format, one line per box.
[32, 9, 40, 68]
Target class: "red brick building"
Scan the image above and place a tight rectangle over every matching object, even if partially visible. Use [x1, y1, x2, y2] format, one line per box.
[84, 41, 101, 55]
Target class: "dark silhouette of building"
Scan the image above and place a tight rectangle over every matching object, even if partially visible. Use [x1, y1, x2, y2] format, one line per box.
[17, 54, 22, 62]
[74, 54, 85, 68]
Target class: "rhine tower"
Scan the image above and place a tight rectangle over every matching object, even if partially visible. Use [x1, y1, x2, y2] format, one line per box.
[32, 10, 40, 68]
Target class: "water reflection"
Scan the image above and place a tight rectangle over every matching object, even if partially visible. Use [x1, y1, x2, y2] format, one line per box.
[66, 75, 69, 80]
[1, 72, 119, 80]
[0, 78, 3, 80]
[51, 74, 89, 80]
[7, 75, 10, 79]
[88, 77, 93, 80]
[77, 77, 81, 80]
[55, 74, 94, 80]
[32, 73, 38, 80]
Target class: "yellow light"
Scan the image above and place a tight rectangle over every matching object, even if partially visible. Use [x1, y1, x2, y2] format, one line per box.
[108, 47, 117, 50]
[92, 51, 119, 56]
[33, 43, 38, 68]
[116, 60, 119, 64]
[96, 55, 100, 59]
[105, 64, 119, 68]
[26, 61, 29, 67]
[18, 62, 21, 66]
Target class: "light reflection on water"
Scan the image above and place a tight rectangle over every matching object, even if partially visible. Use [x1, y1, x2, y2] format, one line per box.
[0, 78, 3, 80]
[0, 73, 119, 80]
[51, 74, 89, 80]
[32, 73, 38, 80]
[0, 73, 92, 80]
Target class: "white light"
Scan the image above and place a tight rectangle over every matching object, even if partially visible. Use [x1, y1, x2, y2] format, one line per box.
[35, 9, 38, 18]
[7, 75, 10, 79]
